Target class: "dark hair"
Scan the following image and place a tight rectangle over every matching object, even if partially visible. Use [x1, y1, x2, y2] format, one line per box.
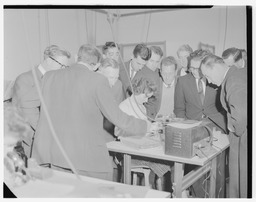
[150, 46, 164, 58]
[160, 56, 177, 70]
[188, 49, 211, 70]
[131, 77, 157, 96]
[102, 42, 119, 55]
[222, 47, 242, 62]
[133, 44, 151, 61]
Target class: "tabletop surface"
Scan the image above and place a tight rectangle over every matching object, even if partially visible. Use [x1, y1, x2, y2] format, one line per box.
[107, 133, 229, 166]
[11, 168, 170, 198]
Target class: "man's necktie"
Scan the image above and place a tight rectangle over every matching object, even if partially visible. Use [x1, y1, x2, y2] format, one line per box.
[198, 78, 204, 105]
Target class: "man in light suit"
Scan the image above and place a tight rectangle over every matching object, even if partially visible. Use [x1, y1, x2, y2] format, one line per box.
[12, 45, 70, 157]
[32, 44, 152, 181]
[201, 54, 248, 198]
[222, 47, 246, 69]
[157, 56, 178, 118]
[119, 43, 151, 98]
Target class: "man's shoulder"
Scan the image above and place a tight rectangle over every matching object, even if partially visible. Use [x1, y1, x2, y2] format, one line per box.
[14, 69, 33, 85]
[17, 69, 33, 79]
[119, 97, 130, 109]
[115, 79, 123, 87]
[177, 73, 191, 83]
[119, 61, 130, 77]
[138, 66, 155, 76]
[225, 67, 247, 85]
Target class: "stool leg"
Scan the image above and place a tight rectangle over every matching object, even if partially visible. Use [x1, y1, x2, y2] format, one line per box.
[144, 169, 151, 187]
[132, 172, 137, 185]
[156, 177, 163, 190]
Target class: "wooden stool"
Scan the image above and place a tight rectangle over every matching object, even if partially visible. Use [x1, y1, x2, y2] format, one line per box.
[131, 166, 162, 190]
[132, 166, 151, 187]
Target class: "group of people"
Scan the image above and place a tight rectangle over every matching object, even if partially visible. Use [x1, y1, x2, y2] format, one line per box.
[10, 41, 247, 198]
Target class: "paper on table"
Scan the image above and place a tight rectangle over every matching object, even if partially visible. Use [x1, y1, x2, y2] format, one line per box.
[120, 136, 162, 150]
[167, 120, 202, 129]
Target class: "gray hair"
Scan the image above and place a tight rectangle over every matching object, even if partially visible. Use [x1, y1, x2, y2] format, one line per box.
[77, 44, 102, 63]
[44, 45, 71, 59]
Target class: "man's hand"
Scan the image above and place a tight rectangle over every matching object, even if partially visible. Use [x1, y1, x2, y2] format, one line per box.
[146, 121, 163, 135]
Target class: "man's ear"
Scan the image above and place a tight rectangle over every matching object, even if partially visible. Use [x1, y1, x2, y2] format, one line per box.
[102, 54, 107, 59]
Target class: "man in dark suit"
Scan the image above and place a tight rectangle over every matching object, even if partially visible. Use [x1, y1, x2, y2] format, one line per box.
[119, 43, 151, 98]
[12, 45, 70, 157]
[32, 44, 152, 181]
[222, 47, 246, 69]
[132, 46, 163, 120]
[174, 49, 226, 132]
[201, 54, 247, 198]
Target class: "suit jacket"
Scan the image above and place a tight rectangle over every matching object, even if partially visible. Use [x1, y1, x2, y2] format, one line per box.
[220, 67, 247, 136]
[12, 66, 43, 130]
[32, 63, 147, 173]
[174, 73, 226, 131]
[132, 66, 162, 120]
[111, 79, 124, 105]
[220, 66, 247, 197]
[103, 79, 124, 143]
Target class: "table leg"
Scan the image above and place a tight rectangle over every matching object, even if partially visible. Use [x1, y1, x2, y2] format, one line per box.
[123, 154, 131, 184]
[172, 162, 185, 198]
[209, 157, 217, 198]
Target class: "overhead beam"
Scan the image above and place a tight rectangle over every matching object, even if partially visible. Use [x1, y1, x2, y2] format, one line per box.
[89, 7, 213, 18]
[120, 7, 213, 17]
[120, 9, 184, 17]
[89, 9, 118, 17]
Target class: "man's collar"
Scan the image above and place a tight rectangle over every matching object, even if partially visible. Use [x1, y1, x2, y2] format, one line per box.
[77, 61, 89, 68]
[38, 64, 46, 76]
[163, 79, 175, 88]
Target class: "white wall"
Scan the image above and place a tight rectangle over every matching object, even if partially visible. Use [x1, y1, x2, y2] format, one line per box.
[4, 6, 247, 81]
[4, 9, 88, 81]
[115, 6, 246, 58]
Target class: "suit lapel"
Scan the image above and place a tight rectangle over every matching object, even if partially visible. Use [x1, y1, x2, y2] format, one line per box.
[220, 68, 233, 111]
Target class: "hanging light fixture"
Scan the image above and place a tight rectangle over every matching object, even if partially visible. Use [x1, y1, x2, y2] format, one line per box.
[106, 9, 115, 25]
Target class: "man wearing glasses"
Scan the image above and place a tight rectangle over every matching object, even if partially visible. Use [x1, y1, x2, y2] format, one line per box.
[32, 44, 153, 181]
[174, 49, 227, 197]
[12, 45, 70, 158]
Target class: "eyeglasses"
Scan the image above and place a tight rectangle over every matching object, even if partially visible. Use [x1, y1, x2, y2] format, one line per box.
[49, 56, 69, 68]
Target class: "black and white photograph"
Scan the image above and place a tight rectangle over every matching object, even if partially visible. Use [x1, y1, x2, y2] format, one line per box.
[2, 0, 253, 199]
